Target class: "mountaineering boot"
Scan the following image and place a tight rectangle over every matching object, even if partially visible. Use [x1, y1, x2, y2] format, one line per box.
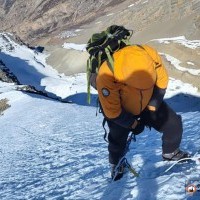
[110, 164, 125, 181]
[162, 148, 190, 161]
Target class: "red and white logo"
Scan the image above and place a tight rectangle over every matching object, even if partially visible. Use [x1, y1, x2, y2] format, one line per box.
[186, 184, 197, 194]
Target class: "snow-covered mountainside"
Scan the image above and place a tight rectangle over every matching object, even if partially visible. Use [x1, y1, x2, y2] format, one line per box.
[0, 33, 95, 101]
[0, 33, 200, 199]
[0, 74, 200, 200]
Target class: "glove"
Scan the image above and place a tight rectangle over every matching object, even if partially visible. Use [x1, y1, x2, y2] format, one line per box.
[132, 119, 145, 135]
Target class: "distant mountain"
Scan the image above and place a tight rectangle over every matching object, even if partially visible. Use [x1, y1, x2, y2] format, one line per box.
[0, 0, 199, 45]
[0, 0, 125, 44]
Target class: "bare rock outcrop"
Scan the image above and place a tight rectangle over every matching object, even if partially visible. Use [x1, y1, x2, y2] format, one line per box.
[0, 98, 10, 115]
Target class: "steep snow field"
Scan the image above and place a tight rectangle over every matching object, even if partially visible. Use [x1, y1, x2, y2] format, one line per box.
[0, 33, 200, 199]
[0, 76, 200, 200]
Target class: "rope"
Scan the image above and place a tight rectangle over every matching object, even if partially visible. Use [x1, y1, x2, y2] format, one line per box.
[163, 154, 200, 173]
[87, 59, 91, 104]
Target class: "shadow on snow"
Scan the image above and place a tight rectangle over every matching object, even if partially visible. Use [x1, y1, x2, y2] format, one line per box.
[66, 92, 200, 112]
[98, 92, 200, 199]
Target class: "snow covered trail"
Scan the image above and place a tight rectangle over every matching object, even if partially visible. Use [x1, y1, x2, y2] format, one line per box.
[0, 77, 200, 200]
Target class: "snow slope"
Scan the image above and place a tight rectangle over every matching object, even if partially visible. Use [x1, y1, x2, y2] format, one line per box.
[0, 33, 91, 100]
[0, 33, 200, 200]
[0, 76, 200, 200]
[62, 43, 86, 51]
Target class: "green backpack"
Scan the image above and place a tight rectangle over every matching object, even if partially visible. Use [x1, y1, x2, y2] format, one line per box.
[86, 25, 133, 103]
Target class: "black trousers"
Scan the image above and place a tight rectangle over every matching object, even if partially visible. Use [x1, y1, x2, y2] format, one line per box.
[107, 102, 183, 165]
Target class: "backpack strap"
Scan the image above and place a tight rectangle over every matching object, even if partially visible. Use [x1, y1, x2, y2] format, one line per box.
[136, 44, 145, 50]
[102, 118, 109, 143]
[137, 44, 161, 69]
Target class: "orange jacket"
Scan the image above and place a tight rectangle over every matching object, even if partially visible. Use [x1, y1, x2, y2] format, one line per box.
[96, 45, 168, 120]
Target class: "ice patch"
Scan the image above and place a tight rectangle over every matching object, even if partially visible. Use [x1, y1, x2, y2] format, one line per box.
[62, 43, 87, 51]
[107, 13, 114, 16]
[162, 53, 200, 76]
[128, 4, 135, 8]
[187, 62, 195, 66]
[152, 36, 200, 49]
